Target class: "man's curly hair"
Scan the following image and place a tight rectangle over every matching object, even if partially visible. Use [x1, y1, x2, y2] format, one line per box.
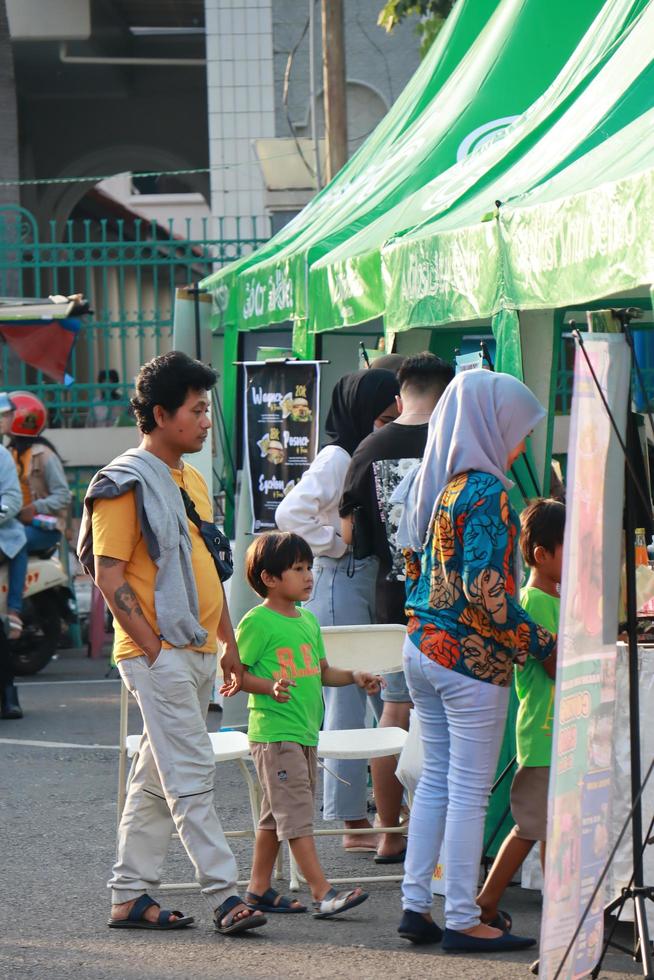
[131, 351, 217, 434]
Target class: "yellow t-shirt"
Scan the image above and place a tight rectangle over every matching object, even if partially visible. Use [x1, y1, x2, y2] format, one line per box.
[91, 462, 223, 662]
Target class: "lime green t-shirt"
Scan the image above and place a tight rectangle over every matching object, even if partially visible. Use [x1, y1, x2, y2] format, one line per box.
[236, 604, 326, 746]
[515, 586, 558, 767]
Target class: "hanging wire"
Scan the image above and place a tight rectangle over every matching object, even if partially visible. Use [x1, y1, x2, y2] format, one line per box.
[0, 152, 318, 188]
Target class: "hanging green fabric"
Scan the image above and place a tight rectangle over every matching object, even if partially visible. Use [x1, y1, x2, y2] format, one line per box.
[492, 308, 523, 377]
[484, 308, 534, 857]
[291, 319, 315, 360]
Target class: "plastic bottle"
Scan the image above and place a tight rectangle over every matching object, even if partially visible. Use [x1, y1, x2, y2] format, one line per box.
[635, 527, 649, 567]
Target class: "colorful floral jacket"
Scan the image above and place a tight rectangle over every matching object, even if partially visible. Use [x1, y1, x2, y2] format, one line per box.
[405, 470, 555, 686]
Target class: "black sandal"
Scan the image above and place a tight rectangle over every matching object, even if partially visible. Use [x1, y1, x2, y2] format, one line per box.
[245, 888, 306, 913]
[214, 895, 267, 935]
[108, 893, 194, 930]
[486, 909, 512, 931]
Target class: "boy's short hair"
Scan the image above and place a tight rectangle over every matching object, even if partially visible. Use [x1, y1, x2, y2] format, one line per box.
[245, 531, 314, 597]
[397, 352, 454, 398]
[131, 351, 217, 434]
[520, 498, 566, 567]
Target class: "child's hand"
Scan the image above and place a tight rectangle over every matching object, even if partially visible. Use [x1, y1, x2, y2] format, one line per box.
[270, 676, 295, 703]
[352, 670, 385, 695]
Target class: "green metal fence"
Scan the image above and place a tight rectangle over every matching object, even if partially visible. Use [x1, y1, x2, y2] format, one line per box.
[0, 204, 268, 426]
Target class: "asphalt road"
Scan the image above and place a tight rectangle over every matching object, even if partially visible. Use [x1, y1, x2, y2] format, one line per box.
[0, 649, 642, 980]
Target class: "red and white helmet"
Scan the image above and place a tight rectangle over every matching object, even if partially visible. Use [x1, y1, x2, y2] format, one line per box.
[8, 391, 47, 437]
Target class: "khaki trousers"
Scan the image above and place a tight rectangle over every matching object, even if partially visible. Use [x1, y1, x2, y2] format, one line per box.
[109, 649, 238, 911]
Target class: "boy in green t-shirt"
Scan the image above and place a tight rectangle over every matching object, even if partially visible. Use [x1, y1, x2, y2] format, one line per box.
[234, 531, 383, 920]
[476, 499, 563, 929]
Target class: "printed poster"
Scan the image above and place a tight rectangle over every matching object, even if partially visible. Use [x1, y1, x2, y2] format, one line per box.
[539, 334, 630, 980]
[244, 361, 320, 533]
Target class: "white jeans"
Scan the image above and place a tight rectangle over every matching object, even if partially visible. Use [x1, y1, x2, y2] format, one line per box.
[401, 636, 509, 931]
[109, 649, 238, 911]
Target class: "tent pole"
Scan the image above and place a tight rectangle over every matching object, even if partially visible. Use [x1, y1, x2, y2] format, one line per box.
[309, 0, 322, 190]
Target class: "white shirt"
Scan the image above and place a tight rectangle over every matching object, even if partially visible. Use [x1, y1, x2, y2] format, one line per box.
[275, 444, 350, 558]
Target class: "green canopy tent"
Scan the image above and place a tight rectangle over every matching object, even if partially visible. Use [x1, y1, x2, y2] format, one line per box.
[225, 0, 605, 343]
[382, 3, 654, 330]
[308, 0, 649, 337]
[200, 0, 502, 332]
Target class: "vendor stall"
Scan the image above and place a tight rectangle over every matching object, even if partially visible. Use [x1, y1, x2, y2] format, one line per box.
[200, 0, 654, 902]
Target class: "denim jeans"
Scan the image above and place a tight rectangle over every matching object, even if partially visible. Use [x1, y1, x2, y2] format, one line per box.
[6, 543, 28, 612]
[304, 553, 382, 822]
[25, 525, 61, 554]
[401, 636, 509, 930]
[5, 527, 60, 613]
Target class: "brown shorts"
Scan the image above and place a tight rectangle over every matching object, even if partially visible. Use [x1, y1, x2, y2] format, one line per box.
[249, 741, 317, 841]
[510, 765, 550, 842]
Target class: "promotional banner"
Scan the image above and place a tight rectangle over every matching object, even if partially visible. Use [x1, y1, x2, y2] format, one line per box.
[540, 333, 630, 980]
[244, 361, 320, 533]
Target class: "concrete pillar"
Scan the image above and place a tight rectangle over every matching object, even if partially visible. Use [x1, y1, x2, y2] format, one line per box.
[204, 0, 275, 235]
[0, 1, 19, 207]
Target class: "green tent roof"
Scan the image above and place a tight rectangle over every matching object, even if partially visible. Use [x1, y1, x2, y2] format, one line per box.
[200, 0, 501, 327]
[380, 0, 654, 331]
[310, 0, 650, 332]
[203, 0, 605, 332]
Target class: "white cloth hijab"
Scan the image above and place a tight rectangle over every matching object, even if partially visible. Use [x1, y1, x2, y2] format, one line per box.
[402, 370, 546, 551]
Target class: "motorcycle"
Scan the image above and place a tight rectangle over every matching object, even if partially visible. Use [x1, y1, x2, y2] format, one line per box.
[0, 548, 76, 675]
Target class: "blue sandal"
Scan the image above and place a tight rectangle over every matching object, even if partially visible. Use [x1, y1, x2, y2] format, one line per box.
[245, 888, 306, 913]
[108, 893, 194, 930]
[214, 895, 267, 935]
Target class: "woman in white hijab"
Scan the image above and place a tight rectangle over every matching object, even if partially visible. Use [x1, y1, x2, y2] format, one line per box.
[397, 370, 557, 953]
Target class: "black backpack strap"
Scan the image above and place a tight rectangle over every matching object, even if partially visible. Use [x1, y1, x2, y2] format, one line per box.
[179, 486, 203, 531]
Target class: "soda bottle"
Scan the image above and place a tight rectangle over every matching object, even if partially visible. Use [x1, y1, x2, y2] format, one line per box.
[635, 527, 649, 566]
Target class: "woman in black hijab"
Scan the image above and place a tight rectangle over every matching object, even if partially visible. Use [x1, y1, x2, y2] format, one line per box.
[276, 369, 399, 850]
[324, 369, 401, 455]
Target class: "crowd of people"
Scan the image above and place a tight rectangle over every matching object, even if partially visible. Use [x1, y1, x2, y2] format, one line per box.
[68, 348, 562, 959]
[1, 348, 562, 958]
[0, 391, 71, 719]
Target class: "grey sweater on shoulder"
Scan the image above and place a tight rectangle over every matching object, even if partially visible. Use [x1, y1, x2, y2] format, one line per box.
[77, 447, 209, 650]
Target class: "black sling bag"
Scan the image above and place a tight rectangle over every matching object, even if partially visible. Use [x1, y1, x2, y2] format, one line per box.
[179, 487, 234, 583]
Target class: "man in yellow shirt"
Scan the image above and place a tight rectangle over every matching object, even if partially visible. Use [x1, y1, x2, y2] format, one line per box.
[79, 351, 266, 937]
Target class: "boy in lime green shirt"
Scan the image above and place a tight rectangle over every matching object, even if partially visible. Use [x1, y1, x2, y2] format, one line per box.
[476, 499, 563, 929]
[234, 531, 382, 920]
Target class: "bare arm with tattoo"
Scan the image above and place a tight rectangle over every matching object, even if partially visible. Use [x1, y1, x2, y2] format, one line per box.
[94, 555, 162, 664]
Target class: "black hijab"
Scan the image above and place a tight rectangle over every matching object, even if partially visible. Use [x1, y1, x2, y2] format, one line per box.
[324, 369, 399, 456]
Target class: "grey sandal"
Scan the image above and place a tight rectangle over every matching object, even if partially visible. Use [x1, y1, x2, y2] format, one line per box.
[312, 887, 368, 919]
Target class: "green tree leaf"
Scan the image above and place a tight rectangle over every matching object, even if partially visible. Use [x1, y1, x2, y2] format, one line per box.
[378, 0, 454, 55]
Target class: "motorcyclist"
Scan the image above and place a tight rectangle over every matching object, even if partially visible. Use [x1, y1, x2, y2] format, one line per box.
[1, 392, 71, 640]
